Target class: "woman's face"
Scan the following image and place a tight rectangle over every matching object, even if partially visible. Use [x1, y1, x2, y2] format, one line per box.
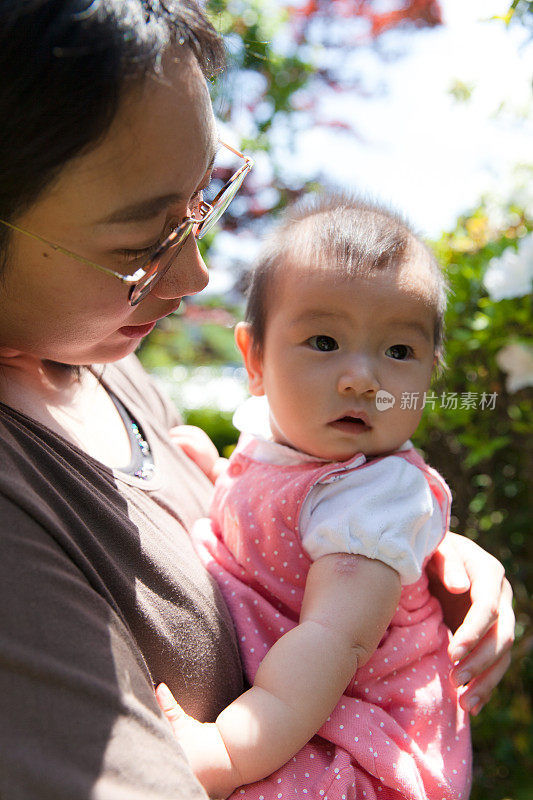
[0, 49, 218, 365]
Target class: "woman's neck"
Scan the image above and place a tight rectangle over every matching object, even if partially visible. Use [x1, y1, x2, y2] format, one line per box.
[0, 352, 133, 467]
[0, 352, 84, 411]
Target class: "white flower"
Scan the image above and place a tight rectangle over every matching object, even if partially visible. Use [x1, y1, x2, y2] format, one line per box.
[483, 232, 533, 301]
[496, 343, 533, 393]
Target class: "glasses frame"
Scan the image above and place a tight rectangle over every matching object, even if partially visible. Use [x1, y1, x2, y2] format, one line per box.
[0, 141, 253, 306]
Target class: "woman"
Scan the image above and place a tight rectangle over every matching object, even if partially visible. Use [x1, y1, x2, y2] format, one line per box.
[0, 2, 513, 799]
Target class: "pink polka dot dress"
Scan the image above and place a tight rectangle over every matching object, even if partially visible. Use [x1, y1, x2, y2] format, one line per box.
[193, 436, 472, 800]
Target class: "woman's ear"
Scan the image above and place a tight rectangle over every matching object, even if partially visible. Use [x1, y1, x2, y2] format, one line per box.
[235, 322, 265, 396]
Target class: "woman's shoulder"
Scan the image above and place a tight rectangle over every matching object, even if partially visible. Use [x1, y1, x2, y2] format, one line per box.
[0, 392, 123, 537]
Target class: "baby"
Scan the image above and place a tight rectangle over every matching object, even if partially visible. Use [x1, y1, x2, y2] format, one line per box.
[161, 194, 472, 800]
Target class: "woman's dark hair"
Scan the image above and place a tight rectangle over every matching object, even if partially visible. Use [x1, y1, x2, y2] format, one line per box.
[0, 0, 225, 259]
[245, 192, 448, 364]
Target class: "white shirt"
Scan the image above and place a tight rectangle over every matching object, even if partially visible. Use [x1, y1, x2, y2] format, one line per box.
[234, 397, 445, 585]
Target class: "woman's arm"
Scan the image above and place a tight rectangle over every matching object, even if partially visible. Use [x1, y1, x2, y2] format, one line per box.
[427, 531, 515, 715]
[158, 554, 400, 798]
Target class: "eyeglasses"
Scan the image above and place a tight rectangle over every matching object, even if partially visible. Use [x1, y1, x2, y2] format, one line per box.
[0, 141, 253, 306]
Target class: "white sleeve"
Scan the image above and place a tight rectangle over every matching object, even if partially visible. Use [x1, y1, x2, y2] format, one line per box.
[300, 457, 446, 585]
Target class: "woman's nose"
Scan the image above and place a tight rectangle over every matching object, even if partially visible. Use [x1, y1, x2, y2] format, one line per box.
[152, 235, 209, 300]
[337, 357, 380, 396]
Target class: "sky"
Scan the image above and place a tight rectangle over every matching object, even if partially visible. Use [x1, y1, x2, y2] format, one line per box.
[284, 0, 533, 236]
[207, 0, 533, 290]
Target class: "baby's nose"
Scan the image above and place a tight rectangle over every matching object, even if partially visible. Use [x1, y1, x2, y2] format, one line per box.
[337, 358, 380, 395]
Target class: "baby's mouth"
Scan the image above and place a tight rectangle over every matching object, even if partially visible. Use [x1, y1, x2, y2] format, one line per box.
[329, 414, 372, 434]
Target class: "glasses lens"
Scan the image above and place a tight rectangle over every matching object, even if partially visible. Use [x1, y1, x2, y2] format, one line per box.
[129, 221, 195, 305]
[197, 170, 248, 239]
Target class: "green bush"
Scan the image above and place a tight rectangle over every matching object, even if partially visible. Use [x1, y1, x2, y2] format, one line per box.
[413, 206, 532, 799]
[183, 407, 239, 458]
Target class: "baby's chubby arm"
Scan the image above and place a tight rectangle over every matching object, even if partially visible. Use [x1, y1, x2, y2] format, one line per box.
[157, 553, 401, 798]
[220, 554, 402, 783]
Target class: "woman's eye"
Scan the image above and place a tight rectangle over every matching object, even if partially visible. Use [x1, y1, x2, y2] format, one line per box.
[189, 189, 203, 215]
[308, 335, 339, 352]
[117, 220, 182, 263]
[117, 242, 161, 264]
[386, 344, 413, 360]
[115, 183, 206, 265]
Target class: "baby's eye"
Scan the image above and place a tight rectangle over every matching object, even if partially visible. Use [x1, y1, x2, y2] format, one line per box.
[386, 344, 413, 360]
[308, 335, 339, 352]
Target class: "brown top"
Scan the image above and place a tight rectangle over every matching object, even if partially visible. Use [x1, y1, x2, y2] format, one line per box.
[0, 355, 243, 799]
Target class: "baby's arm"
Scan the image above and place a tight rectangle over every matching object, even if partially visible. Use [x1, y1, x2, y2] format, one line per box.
[159, 553, 400, 798]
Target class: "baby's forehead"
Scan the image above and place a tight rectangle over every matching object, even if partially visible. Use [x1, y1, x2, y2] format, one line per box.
[275, 243, 440, 308]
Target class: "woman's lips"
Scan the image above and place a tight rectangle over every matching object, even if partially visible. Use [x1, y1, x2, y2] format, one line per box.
[119, 301, 182, 339]
[118, 321, 157, 339]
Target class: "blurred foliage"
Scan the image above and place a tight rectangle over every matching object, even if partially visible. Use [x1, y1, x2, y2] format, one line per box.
[507, 0, 533, 31]
[208, 0, 313, 138]
[415, 208, 533, 800]
[138, 1, 533, 796]
[448, 79, 475, 104]
[184, 408, 240, 458]
[139, 303, 239, 369]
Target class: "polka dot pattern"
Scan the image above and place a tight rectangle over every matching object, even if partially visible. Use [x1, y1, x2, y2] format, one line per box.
[192, 440, 472, 800]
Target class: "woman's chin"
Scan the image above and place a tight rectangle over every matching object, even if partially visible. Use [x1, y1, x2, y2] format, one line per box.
[89, 336, 142, 364]
[47, 335, 142, 368]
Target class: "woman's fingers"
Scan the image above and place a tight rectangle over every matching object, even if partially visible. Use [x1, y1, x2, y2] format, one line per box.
[449, 577, 514, 716]
[457, 651, 513, 715]
[449, 574, 513, 665]
[427, 534, 471, 594]
[448, 591, 500, 663]
[155, 682, 180, 720]
[435, 533, 511, 664]
[169, 425, 217, 460]
[450, 577, 514, 671]
[155, 683, 191, 738]
[428, 532, 515, 711]
[169, 425, 220, 482]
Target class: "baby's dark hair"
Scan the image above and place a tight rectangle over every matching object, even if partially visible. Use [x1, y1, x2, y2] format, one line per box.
[244, 193, 448, 364]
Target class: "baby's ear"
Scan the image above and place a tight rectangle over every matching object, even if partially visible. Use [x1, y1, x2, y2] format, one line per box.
[235, 322, 265, 396]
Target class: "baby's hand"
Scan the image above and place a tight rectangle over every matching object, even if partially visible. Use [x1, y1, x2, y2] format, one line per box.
[169, 425, 228, 484]
[156, 683, 241, 799]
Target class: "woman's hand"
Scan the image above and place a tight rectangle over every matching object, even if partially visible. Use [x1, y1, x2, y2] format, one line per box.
[427, 531, 515, 716]
[156, 684, 239, 799]
[170, 425, 228, 484]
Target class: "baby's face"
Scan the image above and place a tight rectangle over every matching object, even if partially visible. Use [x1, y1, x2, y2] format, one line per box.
[250, 257, 437, 461]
